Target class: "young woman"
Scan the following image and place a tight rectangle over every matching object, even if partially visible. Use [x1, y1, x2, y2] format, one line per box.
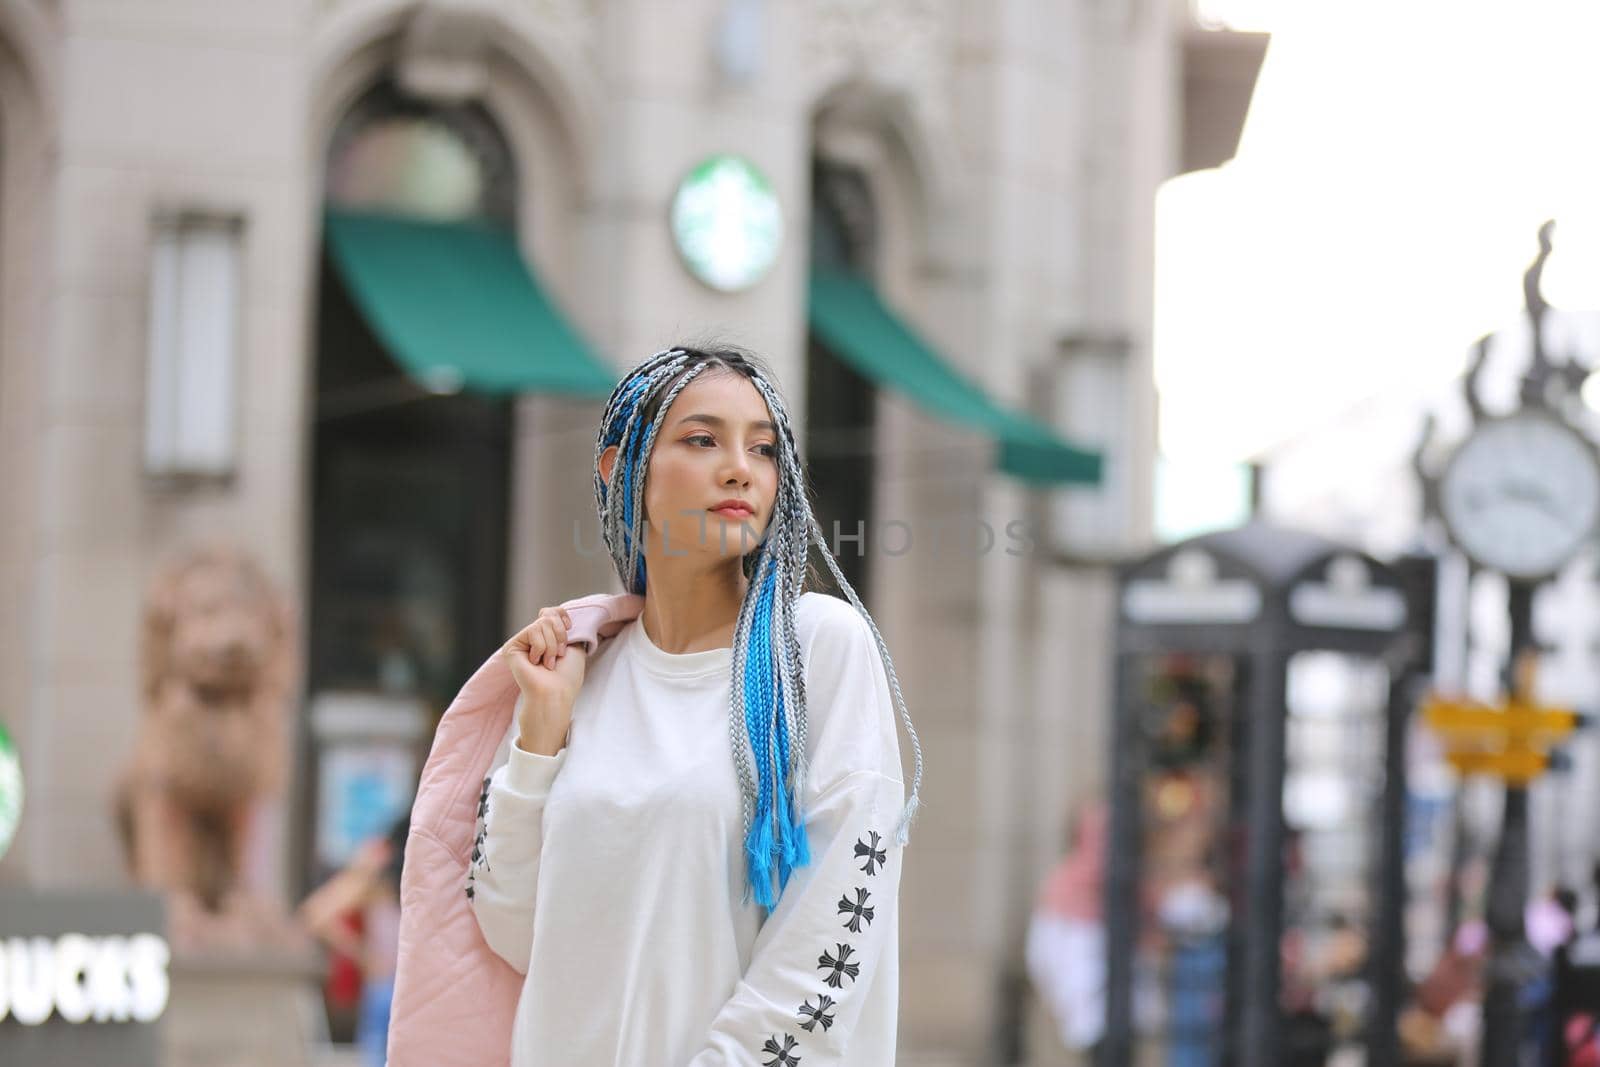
[466, 345, 924, 1065]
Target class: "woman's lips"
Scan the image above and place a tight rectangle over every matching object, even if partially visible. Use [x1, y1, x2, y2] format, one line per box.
[710, 506, 754, 519]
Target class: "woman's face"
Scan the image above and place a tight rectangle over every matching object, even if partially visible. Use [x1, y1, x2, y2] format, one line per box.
[608, 369, 780, 562]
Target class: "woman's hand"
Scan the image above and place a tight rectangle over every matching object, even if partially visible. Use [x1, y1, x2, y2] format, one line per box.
[500, 606, 589, 756]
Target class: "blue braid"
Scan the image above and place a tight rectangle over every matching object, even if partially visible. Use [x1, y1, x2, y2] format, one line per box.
[744, 555, 813, 904]
[770, 594, 799, 887]
[620, 447, 646, 593]
[619, 374, 661, 594]
[601, 374, 656, 592]
[743, 560, 781, 907]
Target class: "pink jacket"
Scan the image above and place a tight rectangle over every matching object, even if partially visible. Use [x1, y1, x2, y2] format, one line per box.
[387, 591, 644, 1067]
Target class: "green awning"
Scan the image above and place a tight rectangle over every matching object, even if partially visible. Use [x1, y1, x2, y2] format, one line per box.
[323, 208, 616, 398]
[807, 268, 1103, 486]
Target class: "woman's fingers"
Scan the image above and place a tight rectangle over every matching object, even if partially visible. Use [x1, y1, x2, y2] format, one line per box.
[534, 609, 569, 664]
[504, 607, 574, 673]
[537, 607, 569, 659]
[537, 617, 566, 667]
[535, 619, 553, 667]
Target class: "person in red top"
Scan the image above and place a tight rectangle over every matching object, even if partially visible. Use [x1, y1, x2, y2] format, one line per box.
[299, 815, 408, 1066]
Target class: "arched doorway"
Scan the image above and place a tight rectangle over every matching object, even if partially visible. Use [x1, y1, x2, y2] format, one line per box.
[312, 76, 517, 704]
[301, 78, 518, 934]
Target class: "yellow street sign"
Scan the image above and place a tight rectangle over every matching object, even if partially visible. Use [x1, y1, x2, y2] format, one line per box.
[1420, 653, 1585, 782]
[1443, 749, 1549, 783]
[1422, 700, 1580, 740]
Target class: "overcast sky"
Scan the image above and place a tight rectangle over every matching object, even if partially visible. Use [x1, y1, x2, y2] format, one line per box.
[1155, 0, 1600, 467]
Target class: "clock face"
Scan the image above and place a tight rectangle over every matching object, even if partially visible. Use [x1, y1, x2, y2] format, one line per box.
[1440, 413, 1600, 579]
[670, 155, 783, 293]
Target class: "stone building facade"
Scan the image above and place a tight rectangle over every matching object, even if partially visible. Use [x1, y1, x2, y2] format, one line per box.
[0, 0, 1261, 1061]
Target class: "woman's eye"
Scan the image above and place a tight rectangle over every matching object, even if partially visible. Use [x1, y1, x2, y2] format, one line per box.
[686, 434, 775, 457]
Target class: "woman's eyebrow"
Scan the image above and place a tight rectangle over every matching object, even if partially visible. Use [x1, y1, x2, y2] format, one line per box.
[676, 413, 777, 433]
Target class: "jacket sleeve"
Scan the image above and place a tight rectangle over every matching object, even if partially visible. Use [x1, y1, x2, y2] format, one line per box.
[465, 699, 567, 976]
[686, 602, 907, 1066]
[559, 592, 643, 652]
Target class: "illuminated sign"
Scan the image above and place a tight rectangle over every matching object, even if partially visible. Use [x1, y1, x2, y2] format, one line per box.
[0, 722, 20, 862]
[670, 155, 784, 292]
[0, 891, 165, 1065]
[0, 933, 170, 1025]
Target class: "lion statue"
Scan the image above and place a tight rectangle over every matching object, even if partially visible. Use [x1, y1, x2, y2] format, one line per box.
[116, 546, 298, 948]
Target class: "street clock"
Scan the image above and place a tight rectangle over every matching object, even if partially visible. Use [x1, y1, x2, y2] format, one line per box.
[670, 154, 783, 292]
[1439, 410, 1600, 581]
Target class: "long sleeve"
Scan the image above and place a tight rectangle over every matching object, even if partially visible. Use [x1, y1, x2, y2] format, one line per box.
[466, 701, 567, 976]
[686, 769, 904, 1066]
[687, 598, 907, 1066]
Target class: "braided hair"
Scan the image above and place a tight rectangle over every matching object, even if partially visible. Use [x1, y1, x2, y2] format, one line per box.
[593, 345, 924, 913]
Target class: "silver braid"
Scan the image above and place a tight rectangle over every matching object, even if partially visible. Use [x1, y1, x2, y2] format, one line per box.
[806, 513, 925, 845]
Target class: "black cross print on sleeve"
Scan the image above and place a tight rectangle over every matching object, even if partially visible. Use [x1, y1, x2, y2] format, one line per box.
[797, 994, 836, 1033]
[837, 887, 875, 933]
[853, 831, 885, 876]
[817, 943, 861, 989]
[465, 774, 493, 901]
[760, 1033, 803, 1066]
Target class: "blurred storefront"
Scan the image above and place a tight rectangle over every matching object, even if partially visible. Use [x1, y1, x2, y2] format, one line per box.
[0, 1, 1261, 1062]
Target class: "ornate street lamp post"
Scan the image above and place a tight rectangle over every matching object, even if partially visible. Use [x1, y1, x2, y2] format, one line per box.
[1414, 220, 1598, 1067]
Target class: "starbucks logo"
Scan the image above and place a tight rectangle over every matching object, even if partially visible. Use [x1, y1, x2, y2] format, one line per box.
[0, 722, 21, 862]
[670, 155, 784, 293]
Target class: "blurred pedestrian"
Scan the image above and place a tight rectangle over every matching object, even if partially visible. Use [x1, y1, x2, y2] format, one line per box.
[1158, 870, 1228, 1067]
[1026, 801, 1110, 1055]
[1551, 865, 1600, 1067]
[299, 814, 407, 1067]
[1524, 886, 1579, 1067]
[1400, 919, 1487, 1067]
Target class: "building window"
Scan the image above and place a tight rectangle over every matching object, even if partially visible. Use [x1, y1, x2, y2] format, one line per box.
[143, 212, 244, 482]
[325, 78, 516, 223]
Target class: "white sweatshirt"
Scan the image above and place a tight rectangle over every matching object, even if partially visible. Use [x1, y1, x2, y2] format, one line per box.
[467, 591, 906, 1066]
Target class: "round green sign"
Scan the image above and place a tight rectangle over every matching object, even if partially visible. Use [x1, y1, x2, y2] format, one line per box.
[670, 155, 784, 293]
[0, 722, 20, 863]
